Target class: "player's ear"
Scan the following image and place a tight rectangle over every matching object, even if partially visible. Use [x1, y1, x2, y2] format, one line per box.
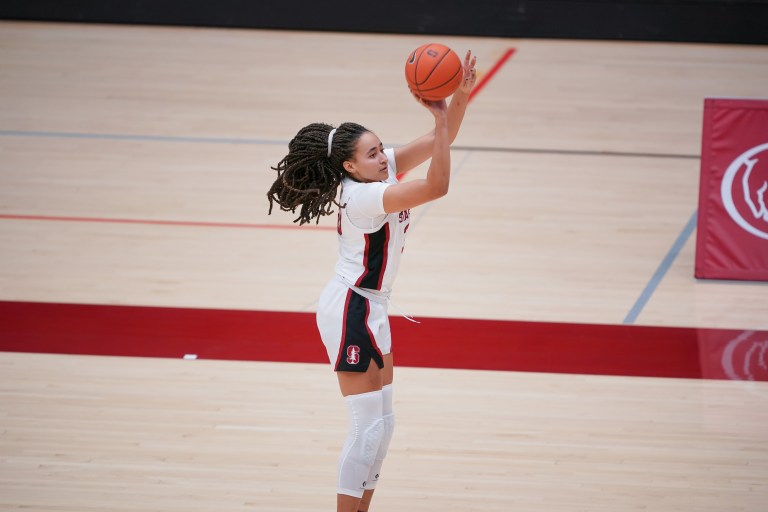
[343, 160, 356, 174]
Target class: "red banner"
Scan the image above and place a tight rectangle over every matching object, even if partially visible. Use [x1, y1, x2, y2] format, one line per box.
[696, 98, 768, 280]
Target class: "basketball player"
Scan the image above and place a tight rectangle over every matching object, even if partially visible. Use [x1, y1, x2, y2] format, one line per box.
[267, 50, 476, 512]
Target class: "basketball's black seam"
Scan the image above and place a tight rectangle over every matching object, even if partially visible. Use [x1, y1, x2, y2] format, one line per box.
[414, 47, 450, 87]
[419, 65, 462, 93]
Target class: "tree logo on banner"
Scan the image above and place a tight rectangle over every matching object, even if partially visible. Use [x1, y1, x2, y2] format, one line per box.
[721, 142, 768, 240]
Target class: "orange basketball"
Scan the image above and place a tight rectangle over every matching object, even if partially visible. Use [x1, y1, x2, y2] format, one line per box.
[404, 43, 463, 101]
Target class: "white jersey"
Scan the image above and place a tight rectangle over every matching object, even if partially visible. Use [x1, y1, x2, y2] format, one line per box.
[334, 148, 411, 296]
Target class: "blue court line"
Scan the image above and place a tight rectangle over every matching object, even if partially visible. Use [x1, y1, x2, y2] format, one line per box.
[0, 129, 287, 146]
[623, 210, 698, 324]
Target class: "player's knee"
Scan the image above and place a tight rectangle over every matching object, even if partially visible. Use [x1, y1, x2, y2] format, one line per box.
[338, 390, 386, 496]
[379, 413, 395, 455]
[361, 417, 385, 466]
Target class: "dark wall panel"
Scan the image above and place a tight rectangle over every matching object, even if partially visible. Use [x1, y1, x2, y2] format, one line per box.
[1, 1, 766, 44]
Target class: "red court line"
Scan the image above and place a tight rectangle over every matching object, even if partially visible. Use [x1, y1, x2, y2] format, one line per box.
[397, 47, 516, 181]
[1, 301, 765, 381]
[0, 214, 335, 231]
[469, 47, 516, 102]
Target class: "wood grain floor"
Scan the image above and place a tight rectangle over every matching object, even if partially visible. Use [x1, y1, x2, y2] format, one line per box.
[1, 21, 767, 511]
[3, 352, 767, 512]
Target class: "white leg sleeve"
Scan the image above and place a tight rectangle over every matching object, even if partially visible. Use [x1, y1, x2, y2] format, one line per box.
[365, 384, 395, 490]
[337, 389, 385, 498]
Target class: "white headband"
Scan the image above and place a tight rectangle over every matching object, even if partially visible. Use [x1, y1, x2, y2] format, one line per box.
[327, 128, 337, 157]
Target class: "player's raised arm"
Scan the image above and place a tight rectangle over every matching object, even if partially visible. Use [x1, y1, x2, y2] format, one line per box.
[395, 49, 477, 175]
[383, 98, 450, 213]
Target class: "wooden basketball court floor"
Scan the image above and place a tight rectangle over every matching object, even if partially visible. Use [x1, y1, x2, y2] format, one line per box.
[1, 21, 767, 511]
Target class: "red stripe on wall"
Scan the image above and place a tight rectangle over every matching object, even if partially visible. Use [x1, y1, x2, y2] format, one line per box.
[2, 301, 765, 381]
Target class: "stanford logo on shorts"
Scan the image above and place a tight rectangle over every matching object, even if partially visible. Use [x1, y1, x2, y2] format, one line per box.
[347, 345, 360, 365]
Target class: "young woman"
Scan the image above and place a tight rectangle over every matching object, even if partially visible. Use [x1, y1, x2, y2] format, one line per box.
[267, 51, 477, 512]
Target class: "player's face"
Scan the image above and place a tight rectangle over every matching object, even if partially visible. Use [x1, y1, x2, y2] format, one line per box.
[343, 131, 389, 183]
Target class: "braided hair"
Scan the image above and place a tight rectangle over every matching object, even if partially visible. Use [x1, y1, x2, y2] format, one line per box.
[267, 122, 369, 225]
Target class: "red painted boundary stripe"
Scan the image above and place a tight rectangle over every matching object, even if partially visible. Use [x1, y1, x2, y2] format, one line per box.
[397, 47, 516, 181]
[469, 47, 516, 102]
[1, 301, 765, 381]
[0, 214, 335, 231]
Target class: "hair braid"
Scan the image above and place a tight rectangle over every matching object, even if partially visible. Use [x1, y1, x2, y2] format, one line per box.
[267, 122, 369, 225]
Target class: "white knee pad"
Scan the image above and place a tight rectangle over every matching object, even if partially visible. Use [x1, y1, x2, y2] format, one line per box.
[338, 390, 385, 498]
[366, 384, 395, 490]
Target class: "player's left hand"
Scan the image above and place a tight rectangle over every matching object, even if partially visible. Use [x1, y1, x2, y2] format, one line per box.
[458, 50, 478, 94]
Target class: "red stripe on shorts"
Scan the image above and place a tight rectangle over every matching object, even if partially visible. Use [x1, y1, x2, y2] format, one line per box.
[334, 289, 354, 370]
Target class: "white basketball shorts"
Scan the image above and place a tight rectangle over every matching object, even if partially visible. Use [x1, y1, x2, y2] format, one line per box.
[316, 277, 392, 372]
